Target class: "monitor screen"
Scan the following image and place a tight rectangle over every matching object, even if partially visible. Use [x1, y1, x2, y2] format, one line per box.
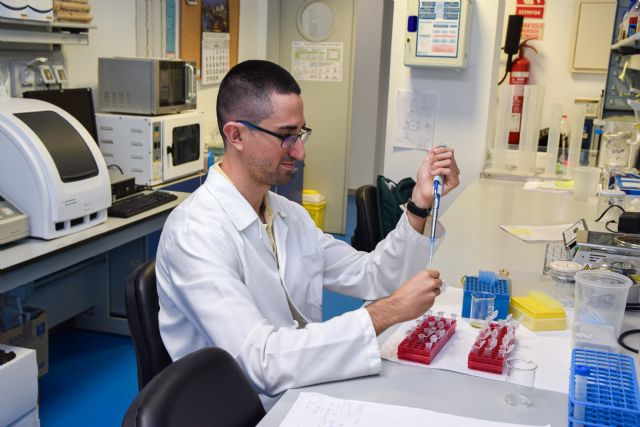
[23, 88, 99, 145]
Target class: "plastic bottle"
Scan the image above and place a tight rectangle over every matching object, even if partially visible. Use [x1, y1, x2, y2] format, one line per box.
[630, 1, 640, 37]
[559, 114, 570, 164]
[622, 2, 634, 40]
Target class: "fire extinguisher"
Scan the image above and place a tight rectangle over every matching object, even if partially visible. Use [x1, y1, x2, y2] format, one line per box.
[508, 40, 537, 145]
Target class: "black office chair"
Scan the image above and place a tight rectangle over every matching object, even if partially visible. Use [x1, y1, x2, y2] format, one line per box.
[351, 185, 381, 252]
[122, 347, 266, 427]
[125, 258, 172, 390]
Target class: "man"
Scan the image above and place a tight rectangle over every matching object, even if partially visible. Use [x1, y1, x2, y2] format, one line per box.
[156, 60, 460, 409]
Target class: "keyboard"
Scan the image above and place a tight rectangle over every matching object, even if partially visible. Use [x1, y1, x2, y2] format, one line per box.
[108, 191, 178, 218]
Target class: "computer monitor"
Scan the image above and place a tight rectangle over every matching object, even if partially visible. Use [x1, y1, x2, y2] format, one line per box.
[23, 88, 99, 145]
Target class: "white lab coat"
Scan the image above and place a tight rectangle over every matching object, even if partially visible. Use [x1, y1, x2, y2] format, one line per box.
[156, 167, 442, 410]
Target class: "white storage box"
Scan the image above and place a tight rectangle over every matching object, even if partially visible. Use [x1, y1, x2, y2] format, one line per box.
[0, 344, 38, 427]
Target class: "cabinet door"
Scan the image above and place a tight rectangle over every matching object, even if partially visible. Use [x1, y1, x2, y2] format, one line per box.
[572, 0, 617, 73]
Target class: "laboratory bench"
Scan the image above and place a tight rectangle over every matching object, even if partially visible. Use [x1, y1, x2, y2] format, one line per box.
[0, 191, 190, 336]
[259, 177, 640, 426]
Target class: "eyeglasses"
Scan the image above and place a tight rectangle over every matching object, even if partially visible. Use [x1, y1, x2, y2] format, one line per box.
[236, 120, 312, 150]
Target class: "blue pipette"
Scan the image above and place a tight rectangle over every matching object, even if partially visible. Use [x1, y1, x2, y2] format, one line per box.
[427, 145, 446, 266]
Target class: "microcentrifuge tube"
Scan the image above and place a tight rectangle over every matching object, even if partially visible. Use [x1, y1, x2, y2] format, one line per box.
[450, 313, 458, 321]
[498, 319, 506, 328]
[437, 329, 446, 338]
[491, 329, 499, 339]
[437, 321, 444, 329]
[437, 311, 445, 319]
[488, 338, 497, 350]
[479, 328, 490, 340]
[505, 313, 513, 323]
[430, 334, 438, 344]
[483, 347, 492, 357]
[418, 334, 425, 342]
[428, 321, 435, 328]
[425, 342, 432, 351]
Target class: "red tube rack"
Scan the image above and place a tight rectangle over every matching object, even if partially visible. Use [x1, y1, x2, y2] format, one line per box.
[397, 315, 457, 364]
[467, 322, 516, 374]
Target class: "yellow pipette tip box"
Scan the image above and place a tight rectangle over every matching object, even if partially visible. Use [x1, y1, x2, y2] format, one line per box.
[509, 291, 566, 331]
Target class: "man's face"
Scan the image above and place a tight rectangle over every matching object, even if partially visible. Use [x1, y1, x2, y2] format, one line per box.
[244, 93, 307, 186]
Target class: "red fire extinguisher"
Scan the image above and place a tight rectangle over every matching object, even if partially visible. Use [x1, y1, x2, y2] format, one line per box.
[508, 40, 537, 145]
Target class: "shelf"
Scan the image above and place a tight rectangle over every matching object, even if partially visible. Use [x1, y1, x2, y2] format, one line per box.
[0, 17, 95, 46]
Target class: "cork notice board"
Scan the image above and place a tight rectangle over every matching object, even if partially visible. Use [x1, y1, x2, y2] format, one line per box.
[180, 0, 239, 74]
[180, 0, 202, 69]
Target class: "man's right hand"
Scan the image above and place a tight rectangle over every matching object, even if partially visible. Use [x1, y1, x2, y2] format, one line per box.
[365, 269, 442, 336]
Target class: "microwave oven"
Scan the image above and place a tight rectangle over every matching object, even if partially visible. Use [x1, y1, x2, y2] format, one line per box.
[98, 57, 197, 115]
[96, 111, 204, 186]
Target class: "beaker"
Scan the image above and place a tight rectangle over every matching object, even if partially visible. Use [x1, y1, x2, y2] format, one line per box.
[470, 292, 495, 327]
[573, 270, 632, 350]
[504, 359, 538, 407]
[573, 166, 601, 200]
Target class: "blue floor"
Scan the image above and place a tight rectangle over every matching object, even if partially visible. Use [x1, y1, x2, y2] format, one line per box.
[39, 195, 360, 426]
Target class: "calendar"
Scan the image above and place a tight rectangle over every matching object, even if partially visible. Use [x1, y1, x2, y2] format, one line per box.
[201, 32, 230, 85]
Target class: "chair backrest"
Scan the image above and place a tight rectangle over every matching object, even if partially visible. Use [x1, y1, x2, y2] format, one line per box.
[125, 258, 172, 390]
[122, 347, 266, 427]
[351, 185, 381, 252]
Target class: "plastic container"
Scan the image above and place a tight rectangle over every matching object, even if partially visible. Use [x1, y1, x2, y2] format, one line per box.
[461, 272, 510, 320]
[301, 190, 326, 228]
[568, 348, 640, 427]
[574, 270, 632, 348]
[397, 313, 457, 364]
[573, 166, 602, 201]
[509, 291, 566, 331]
[548, 260, 583, 307]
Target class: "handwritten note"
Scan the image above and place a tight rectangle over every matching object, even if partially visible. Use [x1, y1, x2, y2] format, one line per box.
[280, 392, 550, 427]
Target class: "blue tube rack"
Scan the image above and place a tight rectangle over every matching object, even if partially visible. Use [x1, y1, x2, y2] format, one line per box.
[569, 348, 640, 427]
[461, 271, 510, 320]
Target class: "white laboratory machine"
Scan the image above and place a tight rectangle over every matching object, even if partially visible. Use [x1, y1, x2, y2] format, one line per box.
[0, 97, 111, 240]
[405, 0, 472, 69]
[96, 110, 204, 186]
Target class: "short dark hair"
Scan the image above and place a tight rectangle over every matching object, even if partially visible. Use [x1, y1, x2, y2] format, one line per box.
[216, 60, 301, 148]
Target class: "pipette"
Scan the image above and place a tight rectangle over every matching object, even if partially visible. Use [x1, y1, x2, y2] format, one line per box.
[427, 145, 446, 266]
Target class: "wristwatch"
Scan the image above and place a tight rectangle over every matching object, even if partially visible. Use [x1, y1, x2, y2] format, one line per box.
[406, 198, 430, 218]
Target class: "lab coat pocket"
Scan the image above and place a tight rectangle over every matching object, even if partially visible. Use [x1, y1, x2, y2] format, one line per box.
[301, 252, 324, 316]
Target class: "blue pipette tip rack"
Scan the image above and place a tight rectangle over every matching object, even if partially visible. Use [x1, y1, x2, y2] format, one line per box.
[461, 271, 511, 320]
[569, 348, 640, 427]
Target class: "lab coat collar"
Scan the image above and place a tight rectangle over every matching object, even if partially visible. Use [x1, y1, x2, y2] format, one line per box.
[204, 167, 287, 231]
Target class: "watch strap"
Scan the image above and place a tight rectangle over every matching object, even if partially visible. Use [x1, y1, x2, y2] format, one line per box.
[406, 198, 430, 218]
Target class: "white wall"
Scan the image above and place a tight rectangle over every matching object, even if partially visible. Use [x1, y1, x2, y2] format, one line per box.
[382, 0, 504, 203]
[61, 0, 269, 150]
[381, 0, 612, 203]
[347, 0, 385, 189]
[62, 0, 136, 88]
[501, 0, 610, 129]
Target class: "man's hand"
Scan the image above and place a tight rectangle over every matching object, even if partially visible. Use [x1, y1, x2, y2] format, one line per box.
[365, 269, 442, 335]
[407, 146, 460, 232]
[410, 146, 461, 210]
